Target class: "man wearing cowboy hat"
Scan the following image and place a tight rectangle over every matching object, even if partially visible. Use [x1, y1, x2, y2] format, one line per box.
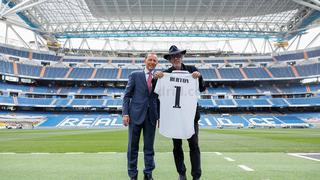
[154, 45, 206, 180]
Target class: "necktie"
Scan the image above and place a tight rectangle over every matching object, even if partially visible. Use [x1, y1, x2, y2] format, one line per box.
[147, 71, 152, 92]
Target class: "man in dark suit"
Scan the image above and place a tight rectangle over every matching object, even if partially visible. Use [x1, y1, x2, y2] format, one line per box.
[122, 53, 159, 180]
[154, 45, 205, 180]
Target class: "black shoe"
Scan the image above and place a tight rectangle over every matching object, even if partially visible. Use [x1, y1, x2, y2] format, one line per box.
[144, 174, 154, 180]
[178, 174, 187, 180]
[192, 178, 200, 180]
[130, 175, 137, 180]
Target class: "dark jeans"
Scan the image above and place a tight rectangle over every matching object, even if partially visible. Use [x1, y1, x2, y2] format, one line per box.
[127, 115, 156, 178]
[172, 119, 201, 178]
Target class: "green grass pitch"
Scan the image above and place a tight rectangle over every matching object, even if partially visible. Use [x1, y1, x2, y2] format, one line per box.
[0, 128, 319, 180]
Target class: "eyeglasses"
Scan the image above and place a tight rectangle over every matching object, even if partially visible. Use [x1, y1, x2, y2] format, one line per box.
[170, 54, 182, 59]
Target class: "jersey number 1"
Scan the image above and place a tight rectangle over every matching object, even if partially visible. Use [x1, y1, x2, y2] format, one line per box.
[173, 86, 181, 108]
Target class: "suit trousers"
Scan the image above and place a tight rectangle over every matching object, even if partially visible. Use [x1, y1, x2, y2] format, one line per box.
[127, 110, 156, 178]
[172, 119, 201, 178]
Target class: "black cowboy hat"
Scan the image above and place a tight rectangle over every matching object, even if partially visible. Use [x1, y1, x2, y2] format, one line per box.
[163, 45, 186, 60]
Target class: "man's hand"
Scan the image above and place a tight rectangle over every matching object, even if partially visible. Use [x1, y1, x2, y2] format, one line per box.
[192, 71, 201, 79]
[122, 115, 130, 126]
[154, 71, 164, 79]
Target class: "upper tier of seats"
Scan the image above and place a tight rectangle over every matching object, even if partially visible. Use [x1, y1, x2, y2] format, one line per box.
[1, 60, 320, 81]
[1, 94, 320, 109]
[1, 44, 320, 64]
[1, 81, 319, 95]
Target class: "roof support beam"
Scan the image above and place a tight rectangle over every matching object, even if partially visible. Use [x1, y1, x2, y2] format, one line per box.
[7, 24, 30, 48]
[1, 0, 32, 17]
[5, 23, 8, 44]
[306, 30, 320, 48]
[1, 0, 48, 18]
[0, 0, 11, 16]
[292, 0, 320, 11]
[33, 31, 39, 50]
[310, 0, 320, 6]
[296, 34, 302, 50]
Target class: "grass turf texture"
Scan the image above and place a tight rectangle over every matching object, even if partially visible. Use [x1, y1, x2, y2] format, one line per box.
[0, 128, 319, 179]
[0, 128, 319, 153]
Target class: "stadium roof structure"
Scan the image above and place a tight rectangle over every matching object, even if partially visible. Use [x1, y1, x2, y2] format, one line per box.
[0, 0, 320, 40]
[0, 0, 320, 54]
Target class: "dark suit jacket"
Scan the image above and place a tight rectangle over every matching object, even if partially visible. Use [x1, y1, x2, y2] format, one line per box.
[122, 70, 159, 126]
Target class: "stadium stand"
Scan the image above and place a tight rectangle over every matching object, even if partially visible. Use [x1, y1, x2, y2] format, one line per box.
[243, 68, 271, 79]
[1, 44, 320, 82]
[94, 68, 118, 79]
[68, 68, 94, 79]
[1, 44, 320, 129]
[43, 67, 69, 78]
[268, 66, 296, 78]
[0, 60, 14, 74]
[17, 63, 42, 77]
[218, 68, 244, 79]
[25, 113, 310, 129]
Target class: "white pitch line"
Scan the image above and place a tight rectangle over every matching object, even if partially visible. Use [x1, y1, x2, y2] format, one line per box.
[0, 152, 16, 155]
[64, 152, 84, 154]
[97, 152, 117, 154]
[288, 153, 320, 162]
[224, 157, 235, 162]
[31, 152, 50, 155]
[238, 165, 254, 171]
[214, 152, 222, 155]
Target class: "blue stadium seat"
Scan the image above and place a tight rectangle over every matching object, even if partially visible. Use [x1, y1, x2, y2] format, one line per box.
[232, 87, 259, 94]
[80, 87, 106, 94]
[121, 69, 140, 79]
[198, 69, 218, 79]
[207, 87, 231, 94]
[218, 68, 244, 79]
[107, 87, 125, 94]
[106, 99, 122, 107]
[198, 99, 215, 108]
[286, 97, 320, 106]
[60, 87, 79, 94]
[0, 96, 14, 105]
[54, 99, 71, 107]
[250, 58, 273, 62]
[268, 67, 295, 78]
[275, 52, 304, 61]
[296, 63, 320, 77]
[17, 97, 53, 106]
[269, 98, 289, 107]
[307, 49, 320, 58]
[68, 68, 94, 79]
[278, 85, 307, 94]
[17, 63, 41, 77]
[94, 68, 118, 79]
[0, 82, 30, 92]
[43, 67, 69, 78]
[243, 68, 270, 79]
[215, 99, 236, 107]
[0, 60, 14, 74]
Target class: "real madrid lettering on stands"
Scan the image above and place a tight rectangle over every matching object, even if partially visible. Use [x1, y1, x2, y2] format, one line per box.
[58, 116, 123, 128]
